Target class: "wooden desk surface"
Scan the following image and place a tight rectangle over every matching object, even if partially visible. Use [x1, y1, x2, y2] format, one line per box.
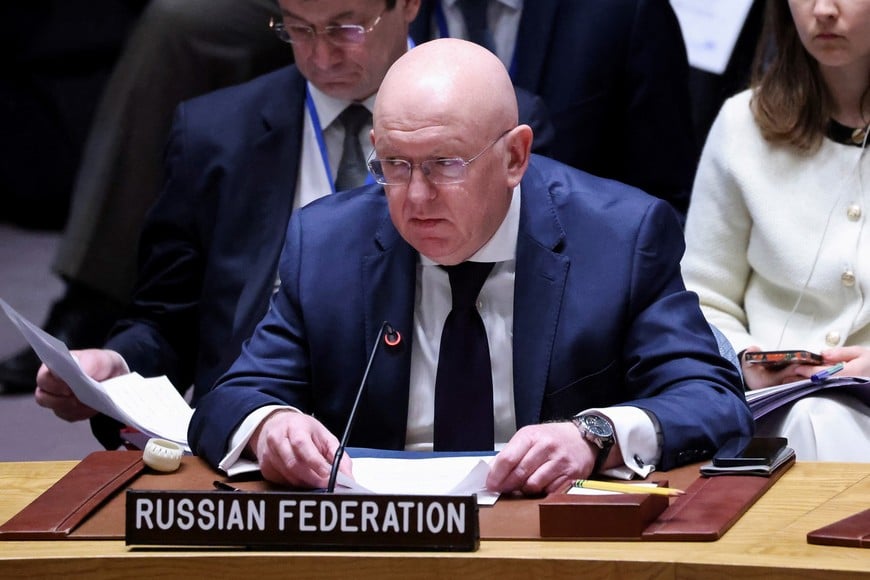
[0, 460, 868, 579]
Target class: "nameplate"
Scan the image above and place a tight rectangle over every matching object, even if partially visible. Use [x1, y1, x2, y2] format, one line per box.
[125, 490, 479, 551]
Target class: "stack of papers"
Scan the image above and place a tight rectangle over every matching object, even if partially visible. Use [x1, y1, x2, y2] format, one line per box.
[338, 455, 499, 505]
[745, 376, 870, 420]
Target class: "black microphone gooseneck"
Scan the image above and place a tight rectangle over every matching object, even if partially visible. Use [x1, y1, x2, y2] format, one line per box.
[326, 321, 401, 492]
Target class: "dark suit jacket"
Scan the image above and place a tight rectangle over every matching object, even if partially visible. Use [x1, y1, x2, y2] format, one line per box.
[189, 155, 752, 471]
[104, 66, 307, 406]
[92, 64, 553, 447]
[410, 0, 697, 217]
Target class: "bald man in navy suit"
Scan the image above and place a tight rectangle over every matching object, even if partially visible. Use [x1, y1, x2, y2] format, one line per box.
[190, 39, 750, 495]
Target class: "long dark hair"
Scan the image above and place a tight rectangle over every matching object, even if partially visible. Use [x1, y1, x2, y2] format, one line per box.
[750, 1, 830, 151]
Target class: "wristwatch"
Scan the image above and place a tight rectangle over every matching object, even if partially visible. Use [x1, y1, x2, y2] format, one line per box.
[572, 413, 615, 474]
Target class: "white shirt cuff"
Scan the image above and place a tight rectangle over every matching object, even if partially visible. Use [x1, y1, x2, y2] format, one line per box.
[587, 406, 660, 480]
[217, 405, 298, 474]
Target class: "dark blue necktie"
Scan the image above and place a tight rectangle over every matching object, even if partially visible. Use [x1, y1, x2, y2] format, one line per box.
[434, 261, 496, 451]
[457, 0, 496, 54]
[334, 104, 371, 192]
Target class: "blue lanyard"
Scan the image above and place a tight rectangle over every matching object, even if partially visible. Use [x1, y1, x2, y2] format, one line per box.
[305, 89, 374, 194]
[433, 0, 517, 78]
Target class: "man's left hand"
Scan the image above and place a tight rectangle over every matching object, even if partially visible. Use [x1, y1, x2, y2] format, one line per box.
[486, 422, 594, 495]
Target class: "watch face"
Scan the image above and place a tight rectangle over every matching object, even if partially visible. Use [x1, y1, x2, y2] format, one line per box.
[583, 415, 613, 437]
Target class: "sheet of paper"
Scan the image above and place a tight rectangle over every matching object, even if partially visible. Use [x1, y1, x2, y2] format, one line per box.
[0, 298, 117, 415]
[336, 455, 500, 505]
[101, 373, 193, 447]
[0, 298, 192, 450]
[669, 0, 754, 74]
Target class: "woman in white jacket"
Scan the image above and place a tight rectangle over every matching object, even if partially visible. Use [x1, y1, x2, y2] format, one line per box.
[682, 0, 870, 461]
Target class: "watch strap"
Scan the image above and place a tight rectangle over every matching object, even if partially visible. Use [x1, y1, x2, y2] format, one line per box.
[574, 414, 615, 473]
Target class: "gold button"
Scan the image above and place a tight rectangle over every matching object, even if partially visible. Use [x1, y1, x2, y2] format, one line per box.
[826, 331, 841, 346]
[852, 126, 868, 146]
[847, 204, 862, 220]
[842, 270, 856, 287]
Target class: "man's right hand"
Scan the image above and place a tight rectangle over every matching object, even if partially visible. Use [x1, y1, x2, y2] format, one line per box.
[249, 410, 353, 489]
[34, 348, 129, 422]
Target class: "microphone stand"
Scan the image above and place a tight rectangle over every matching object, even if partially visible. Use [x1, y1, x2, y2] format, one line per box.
[326, 321, 393, 493]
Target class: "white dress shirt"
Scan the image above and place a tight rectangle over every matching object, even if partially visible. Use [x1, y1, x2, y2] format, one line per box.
[293, 83, 376, 210]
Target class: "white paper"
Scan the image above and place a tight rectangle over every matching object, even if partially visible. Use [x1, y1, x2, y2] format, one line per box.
[101, 373, 193, 447]
[336, 456, 500, 505]
[0, 298, 192, 451]
[669, 0, 754, 74]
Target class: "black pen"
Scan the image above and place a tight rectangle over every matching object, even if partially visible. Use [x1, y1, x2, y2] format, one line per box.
[213, 480, 242, 492]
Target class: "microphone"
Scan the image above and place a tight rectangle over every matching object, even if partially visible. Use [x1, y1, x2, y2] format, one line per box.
[326, 321, 401, 492]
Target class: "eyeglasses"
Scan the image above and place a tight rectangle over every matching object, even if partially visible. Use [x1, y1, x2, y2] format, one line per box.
[367, 130, 512, 186]
[269, 9, 385, 47]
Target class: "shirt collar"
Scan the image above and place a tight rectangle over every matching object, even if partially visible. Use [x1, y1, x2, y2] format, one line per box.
[306, 82, 377, 129]
[420, 183, 521, 266]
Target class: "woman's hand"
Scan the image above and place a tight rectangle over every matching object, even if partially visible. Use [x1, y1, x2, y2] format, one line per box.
[741, 346, 812, 389]
[790, 346, 870, 380]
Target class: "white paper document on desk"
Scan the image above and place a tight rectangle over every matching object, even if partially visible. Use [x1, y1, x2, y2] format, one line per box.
[0, 298, 192, 450]
[337, 455, 500, 506]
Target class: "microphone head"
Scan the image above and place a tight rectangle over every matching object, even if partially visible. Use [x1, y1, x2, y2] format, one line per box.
[383, 323, 401, 348]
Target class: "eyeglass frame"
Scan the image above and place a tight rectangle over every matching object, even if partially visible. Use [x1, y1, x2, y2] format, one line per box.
[269, 8, 385, 46]
[367, 129, 513, 186]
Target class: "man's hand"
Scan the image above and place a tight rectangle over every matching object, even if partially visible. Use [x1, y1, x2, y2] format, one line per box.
[34, 348, 129, 421]
[486, 422, 595, 495]
[249, 410, 353, 489]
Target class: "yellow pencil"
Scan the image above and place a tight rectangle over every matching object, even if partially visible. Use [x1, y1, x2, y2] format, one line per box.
[572, 479, 685, 496]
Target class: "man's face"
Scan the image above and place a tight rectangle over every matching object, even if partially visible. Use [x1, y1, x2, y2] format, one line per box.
[373, 122, 516, 265]
[277, 0, 416, 101]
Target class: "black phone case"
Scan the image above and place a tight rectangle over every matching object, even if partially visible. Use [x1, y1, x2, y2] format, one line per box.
[712, 436, 788, 467]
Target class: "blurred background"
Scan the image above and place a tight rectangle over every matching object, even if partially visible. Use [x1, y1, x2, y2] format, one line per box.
[0, 224, 103, 460]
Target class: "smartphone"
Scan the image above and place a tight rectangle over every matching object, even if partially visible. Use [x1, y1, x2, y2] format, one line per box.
[712, 436, 788, 467]
[743, 350, 822, 367]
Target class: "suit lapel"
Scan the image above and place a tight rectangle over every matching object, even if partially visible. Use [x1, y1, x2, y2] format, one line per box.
[513, 161, 569, 427]
[238, 68, 308, 323]
[359, 212, 418, 448]
[252, 67, 307, 199]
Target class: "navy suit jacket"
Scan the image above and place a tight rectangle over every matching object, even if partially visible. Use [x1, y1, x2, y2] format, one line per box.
[189, 155, 752, 471]
[92, 65, 553, 447]
[104, 66, 307, 406]
[410, 0, 698, 217]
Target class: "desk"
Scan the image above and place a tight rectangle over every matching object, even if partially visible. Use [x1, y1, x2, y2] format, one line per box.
[0, 460, 868, 579]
